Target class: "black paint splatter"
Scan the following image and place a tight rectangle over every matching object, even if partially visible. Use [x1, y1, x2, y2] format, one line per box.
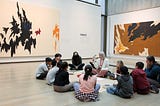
[128, 23, 137, 37]
[0, 2, 39, 57]
[128, 21, 160, 42]
[3, 27, 9, 35]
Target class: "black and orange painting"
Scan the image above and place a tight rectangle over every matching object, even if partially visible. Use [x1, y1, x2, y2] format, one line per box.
[114, 21, 160, 57]
[0, 0, 59, 57]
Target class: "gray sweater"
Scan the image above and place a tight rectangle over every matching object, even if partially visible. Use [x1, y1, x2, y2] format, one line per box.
[115, 75, 133, 98]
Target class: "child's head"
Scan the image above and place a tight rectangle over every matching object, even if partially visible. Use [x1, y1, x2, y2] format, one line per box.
[136, 62, 144, 69]
[116, 60, 124, 69]
[83, 65, 92, 81]
[73, 51, 79, 56]
[45, 57, 52, 66]
[52, 60, 56, 67]
[54, 53, 62, 62]
[60, 62, 68, 71]
[120, 66, 129, 75]
[57, 61, 62, 68]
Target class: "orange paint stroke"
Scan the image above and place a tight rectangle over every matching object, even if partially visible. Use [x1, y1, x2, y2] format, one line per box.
[53, 24, 60, 40]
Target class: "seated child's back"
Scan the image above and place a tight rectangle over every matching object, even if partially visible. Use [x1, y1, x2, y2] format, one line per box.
[131, 62, 150, 94]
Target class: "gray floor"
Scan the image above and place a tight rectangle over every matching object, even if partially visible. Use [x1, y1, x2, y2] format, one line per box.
[0, 61, 160, 106]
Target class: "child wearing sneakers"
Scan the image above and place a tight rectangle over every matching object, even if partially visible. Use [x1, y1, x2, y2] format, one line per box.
[107, 66, 133, 98]
[131, 62, 150, 94]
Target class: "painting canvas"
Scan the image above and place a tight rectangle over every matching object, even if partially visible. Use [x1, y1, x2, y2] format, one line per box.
[0, 0, 59, 57]
[114, 21, 160, 57]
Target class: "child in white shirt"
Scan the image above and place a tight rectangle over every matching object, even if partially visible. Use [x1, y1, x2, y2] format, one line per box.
[36, 57, 52, 80]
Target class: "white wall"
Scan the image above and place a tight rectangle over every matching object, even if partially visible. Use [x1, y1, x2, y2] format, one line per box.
[0, 0, 101, 63]
[107, 0, 160, 15]
[107, 7, 160, 60]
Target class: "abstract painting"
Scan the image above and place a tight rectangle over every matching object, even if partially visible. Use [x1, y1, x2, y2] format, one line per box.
[114, 21, 160, 57]
[0, 0, 59, 57]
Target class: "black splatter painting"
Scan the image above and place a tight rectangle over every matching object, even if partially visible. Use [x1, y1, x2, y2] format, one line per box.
[0, 2, 40, 57]
[114, 21, 160, 57]
[128, 21, 160, 42]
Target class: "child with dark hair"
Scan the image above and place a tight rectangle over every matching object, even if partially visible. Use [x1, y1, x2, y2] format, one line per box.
[69, 51, 85, 70]
[145, 56, 160, 88]
[36, 57, 52, 80]
[131, 62, 150, 94]
[46, 61, 62, 85]
[53, 62, 75, 92]
[107, 66, 133, 98]
[52, 53, 62, 67]
[73, 65, 100, 102]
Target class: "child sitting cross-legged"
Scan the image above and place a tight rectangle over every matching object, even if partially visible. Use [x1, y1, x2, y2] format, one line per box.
[53, 62, 75, 92]
[35, 57, 52, 80]
[73, 65, 100, 102]
[107, 66, 133, 98]
[131, 62, 150, 94]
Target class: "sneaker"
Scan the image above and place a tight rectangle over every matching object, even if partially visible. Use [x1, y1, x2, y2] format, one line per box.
[46, 83, 52, 86]
[94, 97, 100, 102]
[150, 85, 159, 94]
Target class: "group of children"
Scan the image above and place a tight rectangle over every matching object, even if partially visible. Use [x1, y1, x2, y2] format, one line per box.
[35, 52, 160, 102]
[107, 55, 160, 99]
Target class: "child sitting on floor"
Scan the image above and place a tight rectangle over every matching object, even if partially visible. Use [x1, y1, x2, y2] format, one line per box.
[35, 57, 52, 80]
[116, 60, 124, 74]
[69, 51, 85, 70]
[53, 62, 75, 92]
[107, 66, 133, 98]
[131, 62, 150, 94]
[73, 65, 100, 102]
[46, 61, 62, 85]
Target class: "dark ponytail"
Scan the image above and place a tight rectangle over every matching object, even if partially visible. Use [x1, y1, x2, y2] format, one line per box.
[83, 65, 92, 81]
[56, 62, 68, 75]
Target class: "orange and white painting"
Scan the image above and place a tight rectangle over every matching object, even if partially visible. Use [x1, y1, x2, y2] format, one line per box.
[53, 24, 60, 52]
[0, 0, 59, 57]
[114, 21, 160, 57]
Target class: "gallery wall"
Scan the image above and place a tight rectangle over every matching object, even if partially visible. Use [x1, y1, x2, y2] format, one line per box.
[107, 0, 160, 15]
[0, 0, 101, 63]
[107, 7, 160, 60]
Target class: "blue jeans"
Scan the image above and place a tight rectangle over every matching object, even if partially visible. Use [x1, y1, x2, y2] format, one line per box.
[106, 85, 117, 94]
[73, 83, 100, 93]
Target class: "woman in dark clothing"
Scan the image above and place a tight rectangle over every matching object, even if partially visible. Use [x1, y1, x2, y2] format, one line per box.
[69, 51, 85, 70]
[53, 62, 75, 92]
[145, 56, 160, 88]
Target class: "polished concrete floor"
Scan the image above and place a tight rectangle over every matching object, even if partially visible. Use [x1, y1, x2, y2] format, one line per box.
[0, 61, 160, 106]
